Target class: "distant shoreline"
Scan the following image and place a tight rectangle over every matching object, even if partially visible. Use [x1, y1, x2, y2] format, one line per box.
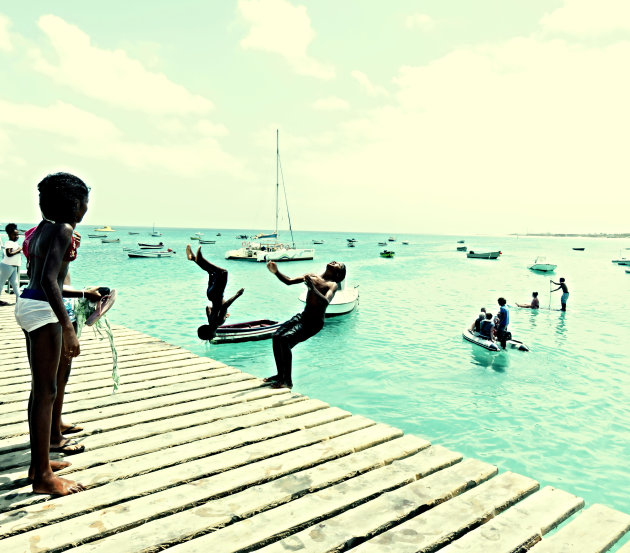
[514, 233, 630, 239]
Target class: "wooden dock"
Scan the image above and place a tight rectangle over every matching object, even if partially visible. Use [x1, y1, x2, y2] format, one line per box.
[1, 296, 629, 553]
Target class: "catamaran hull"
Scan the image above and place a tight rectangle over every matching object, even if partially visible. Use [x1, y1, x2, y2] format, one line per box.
[462, 329, 529, 352]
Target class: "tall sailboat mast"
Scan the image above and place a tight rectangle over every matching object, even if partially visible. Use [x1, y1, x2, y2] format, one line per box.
[275, 129, 279, 237]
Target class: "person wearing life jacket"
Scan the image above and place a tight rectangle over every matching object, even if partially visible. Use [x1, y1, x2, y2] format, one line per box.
[478, 312, 495, 341]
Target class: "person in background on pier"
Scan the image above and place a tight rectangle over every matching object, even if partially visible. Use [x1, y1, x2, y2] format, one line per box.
[15, 173, 102, 496]
[186, 245, 244, 341]
[517, 292, 540, 309]
[478, 312, 495, 341]
[551, 278, 569, 311]
[470, 307, 486, 332]
[264, 260, 346, 389]
[495, 297, 510, 349]
[0, 223, 22, 306]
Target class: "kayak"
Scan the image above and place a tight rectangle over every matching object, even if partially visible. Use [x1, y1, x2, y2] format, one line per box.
[462, 328, 530, 352]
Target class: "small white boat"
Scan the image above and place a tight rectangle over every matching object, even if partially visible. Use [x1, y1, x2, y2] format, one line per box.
[128, 249, 175, 258]
[298, 285, 359, 317]
[388, 236, 396, 242]
[467, 251, 501, 259]
[101, 238, 120, 243]
[211, 319, 281, 344]
[462, 329, 529, 352]
[528, 256, 557, 272]
[150, 223, 162, 237]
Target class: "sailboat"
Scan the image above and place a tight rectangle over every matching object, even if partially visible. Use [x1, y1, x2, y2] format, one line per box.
[150, 223, 162, 237]
[225, 130, 314, 262]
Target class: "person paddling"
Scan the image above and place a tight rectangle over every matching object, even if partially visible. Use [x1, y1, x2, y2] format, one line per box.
[550, 278, 569, 311]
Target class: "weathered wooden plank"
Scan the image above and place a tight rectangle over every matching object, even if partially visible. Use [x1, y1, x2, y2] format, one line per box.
[257, 456, 498, 553]
[2, 427, 420, 540]
[0, 419, 396, 550]
[0, 386, 290, 455]
[0, 372, 259, 436]
[527, 504, 630, 553]
[353, 471, 540, 553]
[143, 443, 463, 553]
[1, 397, 329, 479]
[0, 360, 233, 408]
[436, 486, 584, 553]
[0, 409, 368, 513]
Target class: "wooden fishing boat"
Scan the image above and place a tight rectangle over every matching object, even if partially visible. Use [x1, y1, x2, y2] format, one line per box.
[457, 240, 465, 243]
[312, 240, 324, 245]
[402, 241, 409, 245]
[378, 242, 387, 246]
[211, 319, 281, 344]
[456, 246, 467, 251]
[88, 234, 107, 239]
[138, 242, 165, 249]
[128, 232, 140, 235]
[380, 250, 395, 258]
[467, 250, 501, 259]
[101, 238, 120, 243]
[199, 240, 216, 245]
[572, 247, 585, 251]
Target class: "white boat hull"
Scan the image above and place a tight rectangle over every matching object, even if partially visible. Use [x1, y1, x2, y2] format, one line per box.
[529, 263, 557, 272]
[225, 244, 314, 262]
[128, 250, 175, 258]
[298, 286, 359, 317]
[462, 329, 529, 352]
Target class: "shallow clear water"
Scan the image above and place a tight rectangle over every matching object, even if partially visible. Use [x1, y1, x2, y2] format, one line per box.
[69, 226, 630, 515]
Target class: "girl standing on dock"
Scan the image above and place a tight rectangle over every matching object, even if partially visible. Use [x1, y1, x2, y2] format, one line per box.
[15, 173, 100, 496]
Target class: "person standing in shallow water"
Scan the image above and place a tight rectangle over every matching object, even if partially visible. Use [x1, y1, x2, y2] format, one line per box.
[14, 173, 101, 496]
[551, 278, 569, 311]
[264, 260, 346, 389]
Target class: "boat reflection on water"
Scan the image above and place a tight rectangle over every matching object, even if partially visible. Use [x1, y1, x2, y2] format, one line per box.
[469, 346, 510, 372]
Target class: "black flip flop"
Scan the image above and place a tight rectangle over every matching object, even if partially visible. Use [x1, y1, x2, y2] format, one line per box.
[50, 439, 85, 455]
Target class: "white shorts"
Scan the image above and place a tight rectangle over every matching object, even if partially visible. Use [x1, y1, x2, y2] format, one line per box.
[14, 298, 59, 333]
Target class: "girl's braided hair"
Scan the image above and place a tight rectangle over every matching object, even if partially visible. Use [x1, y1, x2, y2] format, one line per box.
[38, 172, 89, 223]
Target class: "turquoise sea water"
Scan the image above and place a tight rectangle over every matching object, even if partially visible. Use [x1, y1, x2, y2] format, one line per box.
[63, 227, 629, 518]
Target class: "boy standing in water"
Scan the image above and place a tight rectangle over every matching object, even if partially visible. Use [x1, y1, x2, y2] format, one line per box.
[551, 278, 569, 311]
[15, 173, 101, 496]
[495, 297, 510, 349]
[264, 260, 346, 389]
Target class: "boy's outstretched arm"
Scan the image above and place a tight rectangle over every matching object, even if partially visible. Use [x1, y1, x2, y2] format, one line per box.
[267, 261, 305, 285]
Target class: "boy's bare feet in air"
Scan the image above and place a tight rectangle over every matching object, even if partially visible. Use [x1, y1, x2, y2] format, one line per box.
[186, 244, 196, 261]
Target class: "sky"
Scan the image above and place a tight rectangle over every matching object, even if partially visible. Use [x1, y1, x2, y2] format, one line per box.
[1, 0, 629, 234]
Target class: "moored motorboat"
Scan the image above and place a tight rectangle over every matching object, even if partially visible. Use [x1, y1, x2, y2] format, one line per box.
[572, 247, 585, 251]
[457, 246, 467, 251]
[467, 251, 501, 259]
[191, 232, 203, 240]
[462, 328, 529, 352]
[457, 240, 465, 244]
[236, 234, 248, 239]
[298, 285, 359, 317]
[199, 239, 216, 245]
[88, 234, 107, 239]
[380, 250, 395, 258]
[94, 225, 115, 232]
[528, 256, 557, 272]
[128, 232, 140, 235]
[138, 242, 165, 249]
[312, 240, 324, 245]
[378, 242, 387, 246]
[402, 241, 409, 245]
[388, 236, 396, 242]
[347, 242, 356, 248]
[612, 258, 630, 265]
[128, 249, 175, 258]
[101, 238, 120, 243]
[211, 319, 281, 344]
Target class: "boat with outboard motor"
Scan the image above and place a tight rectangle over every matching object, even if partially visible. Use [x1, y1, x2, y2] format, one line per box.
[298, 284, 359, 317]
[528, 256, 557, 272]
[467, 250, 501, 259]
[462, 328, 529, 352]
[128, 249, 175, 258]
[138, 242, 165, 249]
[211, 319, 281, 344]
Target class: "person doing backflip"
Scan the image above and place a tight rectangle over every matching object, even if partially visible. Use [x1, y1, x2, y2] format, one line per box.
[264, 260, 346, 389]
[551, 278, 569, 311]
[186, 245, 244, 341]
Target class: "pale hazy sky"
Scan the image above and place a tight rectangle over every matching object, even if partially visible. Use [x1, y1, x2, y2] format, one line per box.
[1, 1, 629, 234]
